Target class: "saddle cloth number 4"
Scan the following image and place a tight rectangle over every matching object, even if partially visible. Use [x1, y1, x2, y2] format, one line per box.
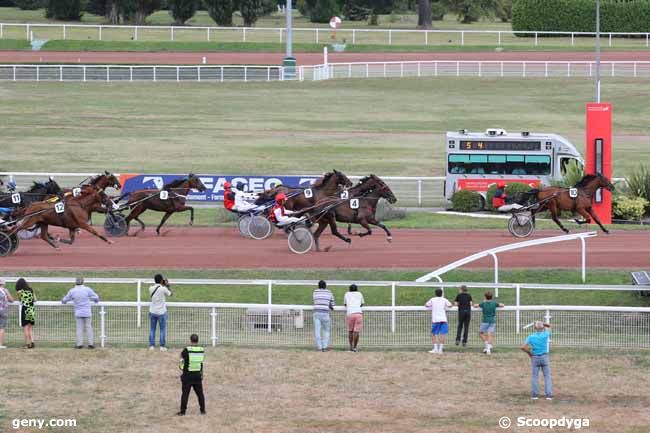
[350, 198, 359, 209]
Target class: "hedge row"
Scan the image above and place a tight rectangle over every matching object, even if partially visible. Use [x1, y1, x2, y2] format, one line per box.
[512, 0, 650, 33]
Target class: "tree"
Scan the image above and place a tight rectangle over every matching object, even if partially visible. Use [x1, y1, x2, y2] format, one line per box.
[239, 0, 262, 26]
[134, 0, 160, 24]
[205, 0, 234, 25]
[15, 0, 45, 10]
[441, 0, 498, 24]
[307, 0, 338, 23]
[46, 0, 83, 20]
[168, 0, 198, 25]
[417, 0, 431, 28]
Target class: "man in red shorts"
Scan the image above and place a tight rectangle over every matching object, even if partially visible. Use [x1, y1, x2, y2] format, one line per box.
[344, 284, 365, 352]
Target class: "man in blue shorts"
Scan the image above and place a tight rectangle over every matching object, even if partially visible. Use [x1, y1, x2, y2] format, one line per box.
[425, 288, 452, 354]
[476, 291, 504, 354]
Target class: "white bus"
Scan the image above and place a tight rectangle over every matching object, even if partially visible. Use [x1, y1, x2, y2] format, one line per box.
[445, 128, 583, 208]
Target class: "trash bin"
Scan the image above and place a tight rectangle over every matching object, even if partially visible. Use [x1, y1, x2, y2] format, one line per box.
[283, 56, 297, 80]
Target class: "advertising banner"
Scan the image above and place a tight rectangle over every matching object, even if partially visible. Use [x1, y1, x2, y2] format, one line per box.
[585, 102, 613, 224]
[119, 174, 319, 202]
[457, 178, 541, 192]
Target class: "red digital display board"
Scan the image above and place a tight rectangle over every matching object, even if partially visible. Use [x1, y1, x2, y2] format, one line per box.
[585, 103, 612, 224]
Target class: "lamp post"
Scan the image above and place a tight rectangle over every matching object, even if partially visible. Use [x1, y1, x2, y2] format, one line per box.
[283, 0, 296, 79]
[595, 0, 601, 102]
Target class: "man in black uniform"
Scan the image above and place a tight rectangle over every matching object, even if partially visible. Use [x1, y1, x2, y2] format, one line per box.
[177, 334, 206, 416]
[454, 285, 473, 347]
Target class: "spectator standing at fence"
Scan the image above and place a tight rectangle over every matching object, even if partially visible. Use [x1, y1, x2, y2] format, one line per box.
[149, 274, 172, 352]
[425, 288, 453, 354]
[0, 277, 15, 349]
[178, 333, 206, 416]
[344, 284, 364, 352]
[454, 285, 473, 347]
[475, 291, 504, 355]
[520, 321, 553, 400]
[312, 280, 335, 352]
[15, 278, 35, 349]
[61, 277, 100, 349]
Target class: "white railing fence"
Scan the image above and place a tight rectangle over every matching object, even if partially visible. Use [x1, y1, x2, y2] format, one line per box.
[3, 301, 650, 350]
[2, 277, 649, 349]
[2, 23, 650, 47]
[300, 61, 650, 81]
[0, 64, 283, 82]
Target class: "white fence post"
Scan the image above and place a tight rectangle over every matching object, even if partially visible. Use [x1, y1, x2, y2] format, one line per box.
[515, 284, 520, 334]
[608, 33, 612, 47]
[0, 23, 3, 38]
[176, 66, 180, 82]
[461, 31, 464, 46]
[571, 32, 574, 46]
[417, 179, 422, 206]
[279, 28, 282, 43]
[136, 279, 142, 328]
[36, 64, 39, 81]
[63, 24, 66, 40]
[352, 29, 356, 44]
[100, 305, 106, 348]
[211, 307, 217, 347]
[26, 24, 30, 40]
[580, 236, 586, 282]
[267, 280, 272, 333]
[456, 61, 459, 77]
[425, 31, 428, 45]
[489, 252, 499, 297]
[59, 65, 63, 82]
[497, 31, 501, 45]
[98, 26, 102, 41]
[243, 27, 246, 42]
[391, 282, 396, 333]
[534, 32, 538, 46]
[316, 28, 319, 43]
[207, 27, 210, 41]
[134, 26, 138, 41]
[83, 65, 86, 82]
[244, 66, 248, 82]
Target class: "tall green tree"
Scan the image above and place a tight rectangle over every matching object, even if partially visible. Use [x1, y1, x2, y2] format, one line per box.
[239, 0, 262, 26]
[417, 0, 431, 28]
[441, 0, 498, 23]
[205, 0, 234, 25]
[169, 0, 198, 25]
[46, 0, 82, 20]
[134, 0, 160, 24]
[307, 0, 339, 23]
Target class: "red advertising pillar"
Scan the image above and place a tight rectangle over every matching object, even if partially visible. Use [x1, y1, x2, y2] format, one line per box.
[585, 103, 612, 224]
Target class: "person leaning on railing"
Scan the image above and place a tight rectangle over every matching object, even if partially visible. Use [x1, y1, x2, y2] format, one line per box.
[16, 278, 36, 349]
[61, 277, 100, 349]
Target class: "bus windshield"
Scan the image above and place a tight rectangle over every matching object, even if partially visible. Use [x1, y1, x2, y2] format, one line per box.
[448, 154, 551, 176]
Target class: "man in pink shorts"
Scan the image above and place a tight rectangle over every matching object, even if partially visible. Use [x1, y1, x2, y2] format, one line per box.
[344, 284, 364, 352]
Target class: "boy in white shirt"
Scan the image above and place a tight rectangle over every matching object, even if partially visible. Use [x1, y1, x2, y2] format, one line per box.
[425, 288, 453, 354]
[343, 284, 364, 352]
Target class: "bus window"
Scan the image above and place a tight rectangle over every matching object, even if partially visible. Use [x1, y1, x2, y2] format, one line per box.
[506, 155, 526, 175]
[448, 154, 470, 174]
[525, 155, 551, 175]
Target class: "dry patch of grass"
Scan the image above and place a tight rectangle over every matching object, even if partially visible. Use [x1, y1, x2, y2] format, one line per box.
[0, 347, 649, 433]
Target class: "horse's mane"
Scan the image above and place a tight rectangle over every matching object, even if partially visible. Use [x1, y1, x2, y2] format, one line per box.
[357, 175, 371, 185]
[164, 178, 187, 189]
[88, 174, 102, 185]
[27, 181, 45, 192]
[312, 171, 334, 188]
[573, 174, 599, 188]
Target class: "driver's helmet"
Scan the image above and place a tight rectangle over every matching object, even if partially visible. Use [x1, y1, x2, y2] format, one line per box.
[223, 181, 232, 189]
[275, 192, 287, 203]
[497, 181, 506, 189]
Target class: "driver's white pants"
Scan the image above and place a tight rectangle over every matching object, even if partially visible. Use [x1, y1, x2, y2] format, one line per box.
[498, 204, 523, 212]
[276, 216, 302, 227]
[233, 202, 263, 213]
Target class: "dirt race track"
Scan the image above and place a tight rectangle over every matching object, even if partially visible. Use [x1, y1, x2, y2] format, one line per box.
[2, 227, 648, 270]
[1, 50, 649, 65]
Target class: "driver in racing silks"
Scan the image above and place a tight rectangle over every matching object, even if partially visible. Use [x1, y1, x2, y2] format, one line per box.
[223, 181, 264, 213]
[271, 193, 304, 227]
[492, 181, 523, 212]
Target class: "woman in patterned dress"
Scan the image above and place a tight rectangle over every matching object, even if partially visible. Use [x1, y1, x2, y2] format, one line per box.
[16, 278, 35, 349]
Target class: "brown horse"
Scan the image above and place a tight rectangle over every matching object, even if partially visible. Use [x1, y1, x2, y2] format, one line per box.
[534, 173, 615, 233]
[10, 186, 114, 249]
[255, 170, 353, 211]
[309, 175, 398, 250]
[122, 174, 207, 236]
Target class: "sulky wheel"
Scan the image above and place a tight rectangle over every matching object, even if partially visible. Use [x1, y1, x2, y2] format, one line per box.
[8, 232, 19, 255]
[248, 215, 273, 240]
[0, 232, 13, 257]
[104, 212, 129, 237]
[508, 215, 534, 238]
[238, 215, 252, 238]
[287, 227, 314, 254]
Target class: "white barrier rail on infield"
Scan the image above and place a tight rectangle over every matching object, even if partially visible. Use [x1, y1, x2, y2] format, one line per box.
[2, 23, 650, 47]
[0, 64, 284, 82]
[300, 61, 650, 81]
[2, 277, 648, 349]
[3, 300, 650, 350]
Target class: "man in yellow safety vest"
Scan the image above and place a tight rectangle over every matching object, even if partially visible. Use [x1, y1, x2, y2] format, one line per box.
[177, 334, 206, 416]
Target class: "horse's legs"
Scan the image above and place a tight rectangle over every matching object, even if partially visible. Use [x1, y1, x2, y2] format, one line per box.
[347, 224, 353, 235]
[328, 219, 351, 244]
[76, 220, 113, 244]
[548, 201, 569, 233]
[356, 220, 373, 237]
[124, 205, 146, 235]
[156, 211, 174, 235]
[586, 207, 610, 234]
[171, 204, 194, 226]
[368, 216, 392, 242]
[38, 224, 60, 249]
[312, 219, 330, 252]
[58, 228, 77, 245]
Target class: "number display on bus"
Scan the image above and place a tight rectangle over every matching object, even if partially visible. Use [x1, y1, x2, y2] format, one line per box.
[460, 141, 541, 151]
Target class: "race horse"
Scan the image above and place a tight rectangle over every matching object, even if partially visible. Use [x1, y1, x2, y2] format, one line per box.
[0, 178, 62, 209]
[533, 173, 615, 233]
[76, 171, 121, 192]
[309, 175, 398, 251]
[10, 185, 114, 249]
[255, 170, 353, 210]
[121, 174, 207, 236]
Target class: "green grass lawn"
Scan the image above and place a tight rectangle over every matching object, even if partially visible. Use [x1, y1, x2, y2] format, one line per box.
[1, 78, 648, 178]
[2, 268, 645, 307]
